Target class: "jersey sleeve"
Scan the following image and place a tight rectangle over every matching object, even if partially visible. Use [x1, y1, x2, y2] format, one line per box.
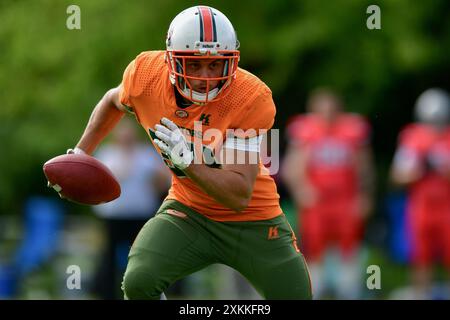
[232, 86, 276, 139]
[119, 51, 153, 114]
[398, 123, 433, 154]
[343, 115, 371, 147]
[119, 58, 138, 113]
[393, 124, 424, 170]
[286, 116, 300, 140]
[285, 115, 315, 148]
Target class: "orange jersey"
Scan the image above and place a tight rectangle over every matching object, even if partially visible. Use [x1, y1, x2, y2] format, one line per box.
[119, 50, 282, 221]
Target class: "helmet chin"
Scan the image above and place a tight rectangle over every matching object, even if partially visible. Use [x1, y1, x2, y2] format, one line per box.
[181, 87, 219, 105]
[168, 65, 229, 104]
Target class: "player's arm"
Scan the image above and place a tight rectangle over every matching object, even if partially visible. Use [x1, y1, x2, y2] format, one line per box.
[280, 143, 317, 208]
[153, 117, 259, 212]
[74, 85, 126, 155]
[183, 154, 259, 212]
[390, 146, 423, 185]
[355, 145, 376, 218]
[281, 143, 302, 198]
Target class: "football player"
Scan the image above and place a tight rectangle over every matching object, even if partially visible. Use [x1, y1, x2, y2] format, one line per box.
[390, 88, 450, 299]
[61, 6, 312, 299]
[282, 88, 375, 299]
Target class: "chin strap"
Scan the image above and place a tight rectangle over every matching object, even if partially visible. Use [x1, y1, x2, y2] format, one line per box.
[181, 87, 219, 104]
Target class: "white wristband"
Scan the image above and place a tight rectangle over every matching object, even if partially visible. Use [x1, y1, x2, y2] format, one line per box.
[224, 135, 263, 152]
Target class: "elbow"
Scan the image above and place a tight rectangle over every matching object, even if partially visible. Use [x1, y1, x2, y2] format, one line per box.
[104, 87, 123, 110]
[218, 173, 256, 212]
[103, 88, 116, 105]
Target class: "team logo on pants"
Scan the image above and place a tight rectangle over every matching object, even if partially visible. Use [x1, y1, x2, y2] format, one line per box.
[167, 209, 188, 218]
[267, 226, 279, 240]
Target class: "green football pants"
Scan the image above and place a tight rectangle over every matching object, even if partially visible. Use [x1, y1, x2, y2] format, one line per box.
[121, 200, 312, 300]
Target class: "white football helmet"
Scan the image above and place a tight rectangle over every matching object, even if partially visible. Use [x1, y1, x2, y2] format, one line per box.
[415, 88, 450, 126]
[165, 6, 240, 104]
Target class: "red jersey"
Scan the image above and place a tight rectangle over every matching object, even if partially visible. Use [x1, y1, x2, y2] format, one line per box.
[287, 113, 370, 200]
[397, 123, 450, 217]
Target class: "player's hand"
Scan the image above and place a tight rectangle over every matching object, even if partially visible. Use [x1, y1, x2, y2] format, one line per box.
[46, 147, 86, 199]
[297, 184, 318, 209]
[66, 147, 86, 155]
[154, 117, 193, 170]
[46, 181, 66, 199]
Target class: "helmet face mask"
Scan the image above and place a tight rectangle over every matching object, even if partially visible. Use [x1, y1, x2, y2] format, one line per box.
[165, 6, 240, 104]
[166, 50, 239, 104]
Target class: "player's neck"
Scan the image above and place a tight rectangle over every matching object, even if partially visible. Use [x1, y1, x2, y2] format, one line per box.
[174, 87, 193, 109]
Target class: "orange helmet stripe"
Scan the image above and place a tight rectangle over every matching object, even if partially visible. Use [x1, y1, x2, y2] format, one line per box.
[198, 6, 215, 42]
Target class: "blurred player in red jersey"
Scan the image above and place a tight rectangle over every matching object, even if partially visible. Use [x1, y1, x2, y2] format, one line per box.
[282, 88, 375, 299]
[390, 88, 450, 299]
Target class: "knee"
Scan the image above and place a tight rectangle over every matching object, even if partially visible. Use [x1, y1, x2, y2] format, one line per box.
[122, 265, 162, 300]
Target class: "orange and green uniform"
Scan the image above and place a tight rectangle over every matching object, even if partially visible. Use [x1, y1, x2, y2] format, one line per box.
[119, 51, 312, 299]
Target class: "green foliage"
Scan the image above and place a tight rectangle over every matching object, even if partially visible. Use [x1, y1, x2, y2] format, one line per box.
[0, 0, 449, 214]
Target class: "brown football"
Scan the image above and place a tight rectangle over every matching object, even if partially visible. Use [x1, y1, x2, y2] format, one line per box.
[43, 153, 121, 205]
